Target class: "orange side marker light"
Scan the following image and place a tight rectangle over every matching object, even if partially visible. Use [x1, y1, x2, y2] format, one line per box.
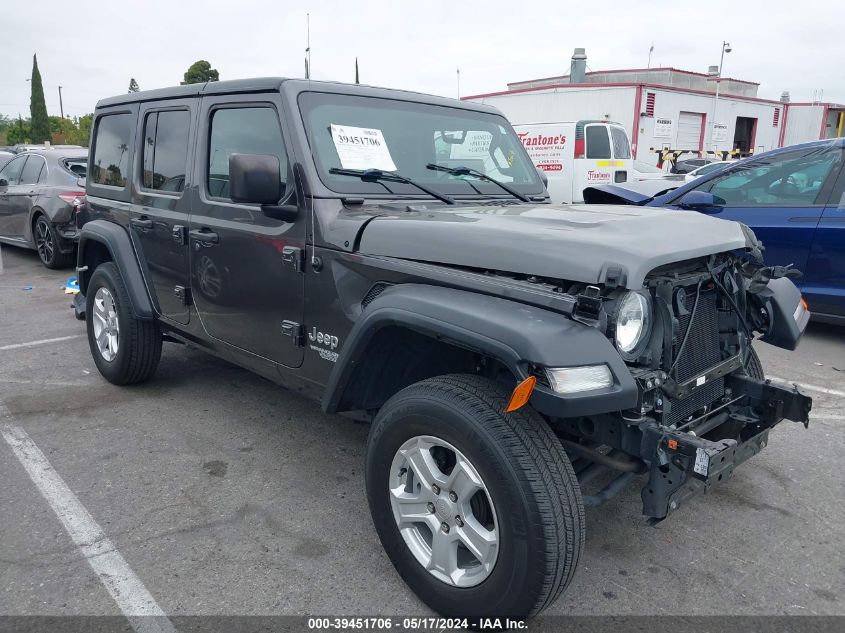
[506, 375, 537, 413]
[667, 439, 678, 450]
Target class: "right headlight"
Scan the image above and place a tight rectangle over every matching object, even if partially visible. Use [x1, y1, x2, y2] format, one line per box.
[615, 291, 652, 358]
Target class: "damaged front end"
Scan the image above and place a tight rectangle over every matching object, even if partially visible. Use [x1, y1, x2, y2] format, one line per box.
[554, 254, 812, 521]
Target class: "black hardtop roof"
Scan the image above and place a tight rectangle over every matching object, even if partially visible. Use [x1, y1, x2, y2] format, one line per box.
[95, 77, 501, 115]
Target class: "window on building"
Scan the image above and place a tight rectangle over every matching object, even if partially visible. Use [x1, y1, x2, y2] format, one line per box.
[92, 113, 133, 187]
[207, 107, 287, 200]
[142, 110, 190, 192]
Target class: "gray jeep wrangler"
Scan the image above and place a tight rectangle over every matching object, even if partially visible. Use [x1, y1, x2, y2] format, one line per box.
[76, 78, 812, 619]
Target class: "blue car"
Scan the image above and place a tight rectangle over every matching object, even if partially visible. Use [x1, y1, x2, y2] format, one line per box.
[585, 139, 845, 323]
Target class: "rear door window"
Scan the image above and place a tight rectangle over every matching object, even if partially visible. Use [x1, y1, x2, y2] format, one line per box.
[91, 113, 133, 187]
[585, 125, 611, 159]
[19, 155, 45, 184]
[610, 127, 631, 159]
[0, 155, 26, 185]
[142, 110, 190, 193]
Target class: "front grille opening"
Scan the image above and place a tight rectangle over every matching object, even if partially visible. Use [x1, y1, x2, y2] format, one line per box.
[664, 286, 725, 427]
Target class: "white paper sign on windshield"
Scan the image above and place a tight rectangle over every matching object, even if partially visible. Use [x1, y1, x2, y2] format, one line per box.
[330, 124, 397, 171]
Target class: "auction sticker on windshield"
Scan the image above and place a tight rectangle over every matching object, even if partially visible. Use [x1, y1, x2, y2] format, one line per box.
[331, 124, 397, 171]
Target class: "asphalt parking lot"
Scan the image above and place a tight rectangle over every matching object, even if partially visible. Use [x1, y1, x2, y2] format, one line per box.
[1, 244, 844, 622]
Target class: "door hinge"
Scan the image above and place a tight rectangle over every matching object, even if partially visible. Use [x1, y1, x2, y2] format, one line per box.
[174, 285, 192, 306]
[281, 246, 305, 273]
[281, 320, 305, 346]
[172, 224, 187, 245]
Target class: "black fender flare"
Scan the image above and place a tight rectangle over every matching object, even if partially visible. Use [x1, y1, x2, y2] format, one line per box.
[322, 284, 638, 418]
[77, 220, 155, 320]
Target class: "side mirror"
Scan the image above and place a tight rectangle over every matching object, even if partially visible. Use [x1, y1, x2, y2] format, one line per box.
[536, 168, 548, 188]
[677, 190, 725, 211]
[0, 178, 8, 188]
[229, 153, 298, 222]
[229, 153, 282, 205]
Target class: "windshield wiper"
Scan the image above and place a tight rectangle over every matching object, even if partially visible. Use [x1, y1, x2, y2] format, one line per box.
[329, 168, 455, 205]
[426, 163, 531, 202]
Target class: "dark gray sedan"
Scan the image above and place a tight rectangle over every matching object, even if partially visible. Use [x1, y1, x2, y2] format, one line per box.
[0, 148, 87, 268]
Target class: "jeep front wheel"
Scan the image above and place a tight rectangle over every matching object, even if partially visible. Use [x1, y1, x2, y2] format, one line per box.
[365, 374, 584, 618]
[86, 262, 162, 385]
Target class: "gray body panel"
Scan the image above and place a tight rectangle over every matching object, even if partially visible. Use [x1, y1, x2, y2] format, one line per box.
[357, 202, 751, 289]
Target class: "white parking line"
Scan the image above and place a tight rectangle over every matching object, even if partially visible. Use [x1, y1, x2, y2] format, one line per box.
[769, 376, 845, 399]
[0, 401, 176, 633]
[0, 334, 85, 352]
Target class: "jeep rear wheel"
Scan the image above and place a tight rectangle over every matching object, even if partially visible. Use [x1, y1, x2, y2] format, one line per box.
[365, 374, 584, 618]
[86, 262, 162, 385]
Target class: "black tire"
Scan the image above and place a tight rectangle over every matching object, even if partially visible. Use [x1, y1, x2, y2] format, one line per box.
[86, 262, 162, 385]
[34, 215, 74, 269]
[746, 347, 765, 380]
[365, 374, 584, 619]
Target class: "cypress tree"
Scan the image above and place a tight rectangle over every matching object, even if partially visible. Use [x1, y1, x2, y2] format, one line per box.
[29, 54, 50, 144]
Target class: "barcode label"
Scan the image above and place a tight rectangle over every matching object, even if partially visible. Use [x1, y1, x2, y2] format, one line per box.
[694, 448, 709, 476]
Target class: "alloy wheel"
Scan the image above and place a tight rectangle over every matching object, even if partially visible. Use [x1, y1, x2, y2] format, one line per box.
[389, 435, 499, 587]
[92, 287, 120, 362]
[35, 218, 55, 265]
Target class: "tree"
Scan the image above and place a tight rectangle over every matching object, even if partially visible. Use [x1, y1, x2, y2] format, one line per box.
[181, 60, 219, 85]
[29, 54, 50, 144]
[128, 78, 140, 93]
[7, 117, 31, 145]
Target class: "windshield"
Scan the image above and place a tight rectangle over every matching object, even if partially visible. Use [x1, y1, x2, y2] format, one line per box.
[299, 92, 543, 197]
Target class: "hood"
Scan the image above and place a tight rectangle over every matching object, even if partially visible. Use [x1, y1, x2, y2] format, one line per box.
[583, 180, 682, 205]
[356, 202, 752, 289]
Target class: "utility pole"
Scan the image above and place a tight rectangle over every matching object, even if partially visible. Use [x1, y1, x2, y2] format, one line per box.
[711, 41, 732, 151]
[456, 68, 460, 99]
[58, 86, 64, 118]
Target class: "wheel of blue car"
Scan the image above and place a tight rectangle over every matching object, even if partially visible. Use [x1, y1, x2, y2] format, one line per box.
[34, 215, 74, 269]
[366, 374, 584, 618]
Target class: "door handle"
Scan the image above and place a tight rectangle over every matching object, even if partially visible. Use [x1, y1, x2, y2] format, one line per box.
[130, 217, 153, 231]
[189, 228, 219, 245]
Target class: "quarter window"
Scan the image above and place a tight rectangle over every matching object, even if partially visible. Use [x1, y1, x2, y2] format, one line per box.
[586, 126, 611, 159]
[0, 155, 26, 185]
[207, 107, 287, 200]
[92, 113, 133, 187]
[692, 147, 842, 207]
[142, 110, 190, 193]
[19, 156, 45, 185]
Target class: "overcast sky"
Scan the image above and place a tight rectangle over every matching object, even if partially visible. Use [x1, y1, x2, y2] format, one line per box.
[1, 0, 843, 120]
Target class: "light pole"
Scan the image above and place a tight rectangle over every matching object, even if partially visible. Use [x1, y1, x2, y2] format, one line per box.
[711, 41, 732, 152]
[58, 86, 64, 119]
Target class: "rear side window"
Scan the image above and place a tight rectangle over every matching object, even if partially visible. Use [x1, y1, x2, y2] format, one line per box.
[585, 126, 611, 159]
[206, 107, 288, 200]
[142, 110, 190, 193]
[610, 127, 631, 159]
[63, 158, 87, 179]
[19, 156, 45, 184]
[91, 113, 133, 187]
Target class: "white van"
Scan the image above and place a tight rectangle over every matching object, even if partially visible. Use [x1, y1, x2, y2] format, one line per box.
[514, 121, 632, 204]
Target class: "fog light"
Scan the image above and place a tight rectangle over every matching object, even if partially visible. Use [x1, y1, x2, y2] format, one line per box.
[545, 365, 613, 394]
